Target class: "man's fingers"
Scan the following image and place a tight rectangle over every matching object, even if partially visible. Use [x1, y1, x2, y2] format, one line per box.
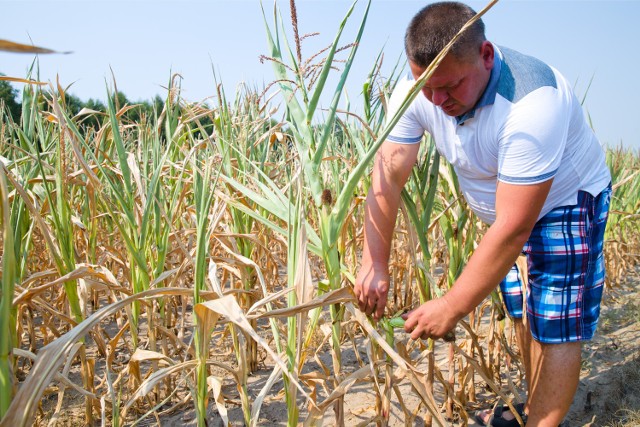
[404, 310, 428, 340]
[354, 284, 377, 316]
[361, 297, 369, 314]
[365, 295, 378, 316]
[353, 274, 389, 318]
[411, 326, 425, 341]
[374, 293, 387, 320]
[403, 310, 416, 333]
[358, 296, 368, 314]
[354, 284, 368, 313]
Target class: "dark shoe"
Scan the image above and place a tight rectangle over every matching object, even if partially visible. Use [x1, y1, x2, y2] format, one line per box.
[474, 402, 526, 427]
[474, 408, 492, 426]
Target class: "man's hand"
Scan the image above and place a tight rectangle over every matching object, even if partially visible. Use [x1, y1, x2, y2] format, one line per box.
[402, 297, 460, 341]
[354, 261, 390, 321]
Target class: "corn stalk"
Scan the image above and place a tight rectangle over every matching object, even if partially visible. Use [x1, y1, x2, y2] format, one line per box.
[212, 82, 272, 373]
[192, 146, 219, 426]
[0, 160, 16, 419]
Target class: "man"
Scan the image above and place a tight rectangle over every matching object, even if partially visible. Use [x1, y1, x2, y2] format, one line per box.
[353, 2, 611, 426]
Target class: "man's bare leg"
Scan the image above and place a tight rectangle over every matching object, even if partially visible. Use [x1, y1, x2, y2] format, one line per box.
[477, 318, 580, 426]
[515, 318, 582, 426]
[479, 319, 580, 426]
[525, 339, 581, 426]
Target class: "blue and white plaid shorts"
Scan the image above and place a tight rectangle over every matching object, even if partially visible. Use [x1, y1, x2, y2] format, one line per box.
[499, 185, 611, 344]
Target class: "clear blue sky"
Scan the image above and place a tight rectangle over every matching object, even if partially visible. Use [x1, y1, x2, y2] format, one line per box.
[2, 0, 638, 149]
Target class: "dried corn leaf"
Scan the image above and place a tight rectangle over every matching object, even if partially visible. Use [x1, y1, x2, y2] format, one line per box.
[0, 39, 69, 54]
[122, 361, 197, 417]
[250, 286, 354, 320]
[246, 285, 294, 316]
[12, 348, 97, 399]
[0, 75, 47, 85]
[1, 163, 63, 265]
[293, 211, 314, 360]
[453, 342, 525, 427]
[194, 295, 316, 410]
[0, 288, 196, 427]
[50, 87, 103, 191]
[72, 107, 102, 119]
[14, 263, 124, 305]
[207, 376, 228, 427]
[250, 364, 282, 427]
[304, 366, 371, 425]
[128, 152, 146, 208]
[345, 303, 448, 426]
[130, 348, 173, 366]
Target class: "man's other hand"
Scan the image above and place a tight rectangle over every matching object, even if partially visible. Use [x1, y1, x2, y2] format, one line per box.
[354, 262, 390, 321]
[402, 297, 459, 341]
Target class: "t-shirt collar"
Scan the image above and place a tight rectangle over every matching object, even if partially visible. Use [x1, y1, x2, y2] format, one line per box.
[456, 44, 502, 125]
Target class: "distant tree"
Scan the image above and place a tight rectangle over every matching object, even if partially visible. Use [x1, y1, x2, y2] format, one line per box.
[132, 94, 165, 123]
[114, 91, 148, 123]
[115, 91, 129, 110]
[63, 93, 84, 116]
[152, 95, 164, 113]
[0, 75, 22, 122]
[85, 98, 106, 112]
[83, 98, 107, 129]
[128, 99, 152, 124]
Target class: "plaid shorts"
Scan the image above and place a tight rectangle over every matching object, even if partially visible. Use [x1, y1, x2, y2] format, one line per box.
[499, 185, 611, 343]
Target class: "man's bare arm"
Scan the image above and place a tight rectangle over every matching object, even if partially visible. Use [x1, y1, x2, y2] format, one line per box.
[404, 179, 553, 339]
[355, 140, 420, 320]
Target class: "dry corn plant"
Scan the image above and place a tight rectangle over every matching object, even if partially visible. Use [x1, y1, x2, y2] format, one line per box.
[605, 147, 640, 288]
[0, 1, 507, 426]
[1, 0, 637, 426]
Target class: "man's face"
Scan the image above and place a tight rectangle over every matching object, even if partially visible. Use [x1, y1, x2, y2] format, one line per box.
[409, 41, 494, 117]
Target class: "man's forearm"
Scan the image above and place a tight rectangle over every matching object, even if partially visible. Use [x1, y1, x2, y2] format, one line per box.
[355, 141, 420, 319]
[443, 221, 530, 317]
[443, 179, 553, 318]
[361, 184, 403, 267]
[361, 142, 419, 268]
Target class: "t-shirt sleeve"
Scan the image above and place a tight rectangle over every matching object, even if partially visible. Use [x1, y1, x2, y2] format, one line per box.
[497, 86, 569, 185]
[386, 77, 425, 144]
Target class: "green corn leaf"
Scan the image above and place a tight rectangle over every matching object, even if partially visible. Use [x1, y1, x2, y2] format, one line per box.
[0, 165, 17, 418]
[217, 175, 322, 254]
[105, 87, 134, 199]
[313, 0, 371, 166]
[306, 0, 361, 123]
[260, 1, 308, 134]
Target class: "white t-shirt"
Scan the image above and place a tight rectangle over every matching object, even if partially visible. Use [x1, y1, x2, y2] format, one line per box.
[387, 44, 611, 224]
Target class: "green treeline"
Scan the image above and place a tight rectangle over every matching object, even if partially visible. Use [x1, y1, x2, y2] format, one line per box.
[0, 74, 193, 130]
[0, 77, 21, 121]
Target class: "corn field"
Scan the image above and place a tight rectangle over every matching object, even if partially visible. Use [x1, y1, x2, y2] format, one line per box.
[0, 1, 639, 426]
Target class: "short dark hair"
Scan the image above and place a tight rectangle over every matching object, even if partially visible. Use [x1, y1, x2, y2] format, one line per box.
[405, 2, 486, 68]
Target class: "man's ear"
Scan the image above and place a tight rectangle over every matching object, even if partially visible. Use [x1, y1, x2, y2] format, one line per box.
[480, 41, 494, 69]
